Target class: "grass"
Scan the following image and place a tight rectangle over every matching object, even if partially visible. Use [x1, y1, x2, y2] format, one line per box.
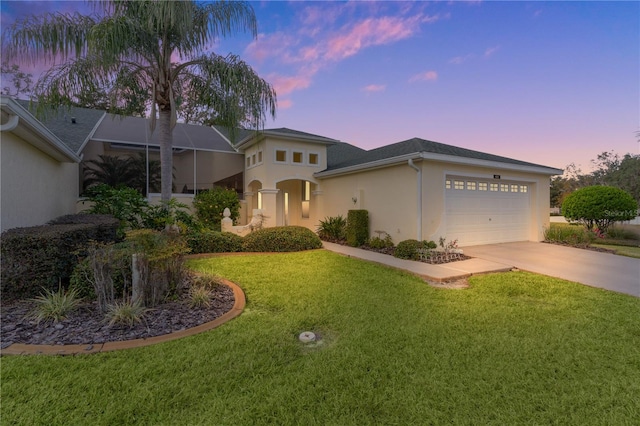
[3, 251, 640, 425]
[591, 243, 640, 258]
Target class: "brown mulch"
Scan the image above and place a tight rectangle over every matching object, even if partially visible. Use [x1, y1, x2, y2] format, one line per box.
[0, 282, 234, 348]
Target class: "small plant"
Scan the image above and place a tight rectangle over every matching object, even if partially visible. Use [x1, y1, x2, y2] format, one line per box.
[438, 237, 459, 252]
[316, 215, 347, 242]
[544, 224, 596, 248]
[368, 230, 394, 249]
[142, 198, 200, 232]
[188, 286, 212, 309]
[29, 285, 82, 324]
[105, 300, 148, 327]
[394, 240, 426, 260]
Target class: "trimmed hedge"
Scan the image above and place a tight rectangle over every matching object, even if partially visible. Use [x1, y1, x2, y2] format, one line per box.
[1, 214, 120, 301]
[346, 210, 369, 247]
[393, 239, 438, 260]
[242, 226, 323, 252]
[187, 231, 244, 254]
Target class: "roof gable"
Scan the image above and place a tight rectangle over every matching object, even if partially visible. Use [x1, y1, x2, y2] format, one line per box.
[14, 99, 105, 155]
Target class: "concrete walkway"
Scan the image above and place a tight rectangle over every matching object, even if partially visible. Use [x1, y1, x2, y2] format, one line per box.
[322, 242, 513, 282]
[322, 241, 640, 298]
[463, 242, 640, 297]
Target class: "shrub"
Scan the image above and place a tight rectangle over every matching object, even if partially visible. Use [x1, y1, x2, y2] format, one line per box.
[82, 184, 149, 234]
[367, 231, 394, 249]
[192, 187, 240, 231]
[142, 198, 200, 232]
[394, 239, 425, 260]
[127, 229, 190, 307]
[317, 215, 347, 242]
[186, 231, 244, 254]
[1, 216, 120, 301]
[29, 286, 82, 324]
[562, 186, 637, 234]
[346, 210, 369, 247]
[242, 226, 323, 252]
[544, 224, 595, 248]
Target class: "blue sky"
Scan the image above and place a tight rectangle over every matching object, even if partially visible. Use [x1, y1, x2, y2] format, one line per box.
[2, 1, 638, 172]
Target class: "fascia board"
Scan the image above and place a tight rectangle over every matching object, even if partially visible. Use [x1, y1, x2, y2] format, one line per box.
[0, 97, 81, 163]
[236, 130, 338, 151]
[77, 111, 107, 155]
[420, 152, 564, 175]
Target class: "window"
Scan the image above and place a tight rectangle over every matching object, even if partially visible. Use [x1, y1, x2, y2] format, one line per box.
[445, 180, 451, 189]
[252, 154, 256, 166]
[478, 182, 488, 191]
[258, 151, 263, 163]
[246, 157, 251, 167]
[301, 181, 310, 219]
[466, 181, 477, 190]
[490, 183, 499, 192]
[292, 151, 303, 164]
[520, 185, 528, 193]
[454, 180, 464, 190]
[510, 184, 519, 192]
[500, 184, 509, 192]
[308, 153, 319, 165]
[275, 149, 287, 163]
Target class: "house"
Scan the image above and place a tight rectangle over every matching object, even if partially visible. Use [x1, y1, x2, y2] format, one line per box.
[1, 95, 563, 246]
[235, 130, 563, 246]
[0, 97, 90, 231]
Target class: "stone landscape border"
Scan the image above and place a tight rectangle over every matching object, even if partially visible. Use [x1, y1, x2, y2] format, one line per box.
[1, 278, 245, 356]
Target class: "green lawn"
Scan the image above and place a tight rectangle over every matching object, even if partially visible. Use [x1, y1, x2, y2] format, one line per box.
[592, 243, 640, 259]
[2, 251, 640, 425]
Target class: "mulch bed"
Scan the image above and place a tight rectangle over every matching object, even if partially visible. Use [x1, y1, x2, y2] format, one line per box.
[1, 281, 234, 348]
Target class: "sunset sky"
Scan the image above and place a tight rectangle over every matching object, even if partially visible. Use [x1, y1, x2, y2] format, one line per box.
[1, 1, 638, 173]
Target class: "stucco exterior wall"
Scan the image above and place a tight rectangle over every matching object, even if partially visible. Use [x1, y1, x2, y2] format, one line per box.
[1, 132, 79, 231]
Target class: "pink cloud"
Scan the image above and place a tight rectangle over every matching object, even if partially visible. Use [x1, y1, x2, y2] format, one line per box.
[449, 54, 475, 65]
[409, 71, 438, 83]
[325, 15, 423, 61]
[278, 99, 293, 110]
[268, 74, 312, 96]
[362, 84, 386, 92]
[484, 45, 500, 57]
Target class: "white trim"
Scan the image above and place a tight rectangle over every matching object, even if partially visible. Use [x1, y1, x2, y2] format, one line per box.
[0, 96, 81, 162]
[77, 111, 107, 153]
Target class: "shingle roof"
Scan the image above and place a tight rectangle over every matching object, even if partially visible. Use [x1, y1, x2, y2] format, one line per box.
[325, 137, 554, 171]
[15, 99, 105, 155]
[92, 115, 238, 152]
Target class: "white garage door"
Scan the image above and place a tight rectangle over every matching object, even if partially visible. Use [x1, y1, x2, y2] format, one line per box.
[445, 178, 531, 246]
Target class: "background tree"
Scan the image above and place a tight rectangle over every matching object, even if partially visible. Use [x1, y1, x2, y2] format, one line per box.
[0, 62, 33, 97]
[3, 0, 277, 203]
[83, 154, 162, 196]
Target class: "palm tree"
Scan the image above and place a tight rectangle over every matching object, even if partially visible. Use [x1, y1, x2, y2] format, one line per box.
[3, 0, 276, 203]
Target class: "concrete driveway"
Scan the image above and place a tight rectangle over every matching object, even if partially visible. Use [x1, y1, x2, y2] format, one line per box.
[462, 242, 640, 297]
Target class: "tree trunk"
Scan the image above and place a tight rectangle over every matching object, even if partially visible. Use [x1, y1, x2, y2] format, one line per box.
[158, 108, 173, 203]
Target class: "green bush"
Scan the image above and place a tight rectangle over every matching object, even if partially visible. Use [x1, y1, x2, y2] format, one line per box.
[192, 187, 240, 231]
[317, 215, 347, 242]
[186, 231, 244, 254]
[562, 186, 637, 234]
[367, 231, 394, 249]
[346, 210, 369, 247]
[82, 184, 149, 234]
[142, 198, 201, 232]
[394, 239, 425, 260]
[1, 215, 120, 301]
[544, 224, 595, 248]
[242, 226, 322, 252]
